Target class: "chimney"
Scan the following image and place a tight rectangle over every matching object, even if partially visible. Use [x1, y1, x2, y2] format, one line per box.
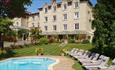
[51, 0, 56, 4]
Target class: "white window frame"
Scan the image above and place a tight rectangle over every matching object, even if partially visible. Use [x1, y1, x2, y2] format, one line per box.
[53, 25, 57, 30]
[53, 6, 56, 12]
[63, 24, 67, 30]
[45, 8, 48, 13]
[74, 12, 79, 19]
[74, 2, 79, 8]
[53, 15, 56, 21]
[45, 17, 48, 22]
[32, 23, 35, 27]
[44, 26, 48, 31]
[64, 14, 67, 20]
[75, 23, 79, 29]
[62, 3, 67, 11]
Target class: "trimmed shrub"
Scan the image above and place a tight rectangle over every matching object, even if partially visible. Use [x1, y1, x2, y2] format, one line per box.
[39, 37, 48, 44]
[69, 39, 75, 43]
[82, 40, 90, 44]
[68, 38, 75, 43]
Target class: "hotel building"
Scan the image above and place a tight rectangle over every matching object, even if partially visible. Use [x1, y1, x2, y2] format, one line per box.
[12, 13, 39, 30]
[38, 0, 94, 42]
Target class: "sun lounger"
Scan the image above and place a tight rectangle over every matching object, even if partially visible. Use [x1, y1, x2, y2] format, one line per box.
[73, 49, 84, 56]
[82, 55, 105, 66]
[84, 55, 109, 70]
[78, 52, 96, 62]
[69, 48, 79, 56]
[80, 53, 100, 64]
[73, 50, 87, 59]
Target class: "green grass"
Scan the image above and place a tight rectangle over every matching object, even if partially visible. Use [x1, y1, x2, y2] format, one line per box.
[14, 43, 93, 56]
[65, 43, 93, 50]
[14, 43, 63, 56]
[73, 60, 84, 70]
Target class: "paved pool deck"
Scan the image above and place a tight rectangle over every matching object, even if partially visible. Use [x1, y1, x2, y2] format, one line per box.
[52, 56, 74, 70]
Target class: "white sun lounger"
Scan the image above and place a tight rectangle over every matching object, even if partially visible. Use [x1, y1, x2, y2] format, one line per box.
[80, 53, 100, 64]
[69, 48, 79, 56]
[77, 51, 91, 60]
[82, 55, 105, 66]
[78, 52, 96, 62]
[84, 56, 109, 70]
[73, 49, 85, 57]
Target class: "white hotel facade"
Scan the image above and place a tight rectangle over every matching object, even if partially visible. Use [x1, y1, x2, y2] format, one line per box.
[13, 0, 94, 42]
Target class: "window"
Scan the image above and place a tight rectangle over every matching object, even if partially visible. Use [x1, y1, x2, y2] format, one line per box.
[75, 23, 79, 29]
[64, 14, 67, 20]
[74, 2, 79, 8]
[44, 26, 48, 31]
[68, 1, 72, 6]
[32, 23, 35, 27]
[89, 19, 91, 22]
[45, 17, 48, 22]
[45, 8, 48, 13]
[53, 6, 56, 12]
[74, 12, 79, 19]
[16, 22, 19, 26]
[53, 25, 57, 30]
[32, 16, 35, 20]
[64, 4, 67, 10]
[63, 24, 67, 30]
[53, 15, 56, 21]
[88, 11, 90, 14]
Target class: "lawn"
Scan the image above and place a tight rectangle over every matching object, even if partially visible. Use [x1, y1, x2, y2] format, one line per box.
[13, 43, 94, 70]
[14, 43, 93, 56]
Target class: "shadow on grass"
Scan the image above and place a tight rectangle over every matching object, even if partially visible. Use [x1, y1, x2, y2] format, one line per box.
[0, 49, 16, 59]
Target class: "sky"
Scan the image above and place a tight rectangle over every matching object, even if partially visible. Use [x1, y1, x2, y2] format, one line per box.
[27, 0, 97, 13]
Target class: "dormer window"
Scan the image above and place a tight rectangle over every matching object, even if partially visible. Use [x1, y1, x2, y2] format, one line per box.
[32, 16, 35, 20]
[45, 8, 48, 13]
[53, 6, 56, 12]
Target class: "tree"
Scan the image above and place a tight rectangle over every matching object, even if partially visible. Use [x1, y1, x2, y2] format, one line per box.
[0, 18, 13, 40]
[30, 27, 42, 44]
[0, 18, 12, 49]
[92, 0, 115, 54]
[0, 0, 32, 18]
[0, 0, 32, 49]
[18, 29, 29, 40]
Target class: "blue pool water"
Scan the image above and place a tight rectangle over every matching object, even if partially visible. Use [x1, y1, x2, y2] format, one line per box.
[0, 57, 55, 70]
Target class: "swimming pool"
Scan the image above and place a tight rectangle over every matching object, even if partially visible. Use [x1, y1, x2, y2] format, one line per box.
[0, 57, 58, 70]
